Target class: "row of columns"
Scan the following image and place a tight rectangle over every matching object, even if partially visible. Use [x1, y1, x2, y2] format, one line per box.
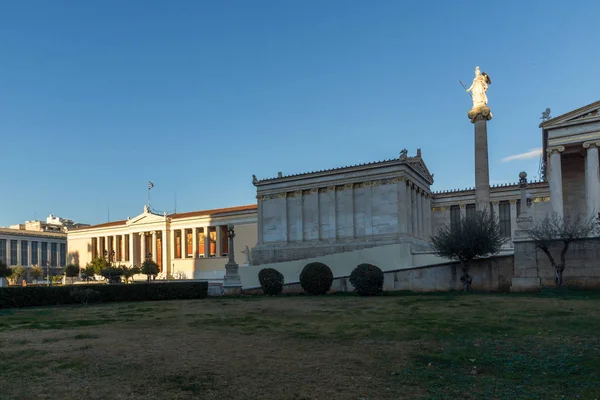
[1, 239, 65, 267]
[403, 182, 431, 239]
[547, 141, 600, 218]
[92, 226, 229, 274]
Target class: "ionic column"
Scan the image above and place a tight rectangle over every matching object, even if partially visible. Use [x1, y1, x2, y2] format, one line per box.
[215, 227, 222, 256]
[459, 204, 466, 218]
[181, 229, 187, 258]
[16, 241, 22, 266]
[583, 141, 600, 218]
[151, 231, 157, 261]
[397, 177, 408, 234]
[405, 181, 412, 234]
[26, 241, 32, 267]
[509, 200, 518, 241]
[140, 232, 146, 262]
[416, 190, 423, 238]
[128, 234, 134, 265]
[113, 235, 118, 261]
[491, 201, 500, 223]
[37, 242, 42, 266]
[161, 230, 168, 276]
[204, 227, 211, 257]
[411, 185, 418, 235]
[547, 146, 565, 218]
[192, 228, 198, 258]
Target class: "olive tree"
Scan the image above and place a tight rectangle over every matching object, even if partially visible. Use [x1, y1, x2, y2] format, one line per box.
[141, 260, 160, 282]
[523, 213, 598, 286]
[430, 210, 505, 291]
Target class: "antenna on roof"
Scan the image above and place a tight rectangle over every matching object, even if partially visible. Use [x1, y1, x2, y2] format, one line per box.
[107, 205, 110, 222]
[174, 191, 177, 213]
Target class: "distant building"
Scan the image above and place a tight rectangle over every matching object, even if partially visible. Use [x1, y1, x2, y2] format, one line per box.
[0, 228, 67, 269]
[8, 214, 90, 233]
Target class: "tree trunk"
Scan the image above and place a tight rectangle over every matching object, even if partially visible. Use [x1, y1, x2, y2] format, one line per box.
[460, 261, 472, 292]
[555, 265, 565, 286]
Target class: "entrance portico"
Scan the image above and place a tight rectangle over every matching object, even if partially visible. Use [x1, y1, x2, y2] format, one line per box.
[541, 101, 600, 218]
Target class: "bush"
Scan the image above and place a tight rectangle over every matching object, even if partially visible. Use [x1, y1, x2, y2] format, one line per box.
[100, 267, 124, 284]
[300, 262, 333, 295]
[258, 268, 284, 295]
[70, 288, 102, 305]
[349, 263, 384, 296]
[0, 281, 209, 309]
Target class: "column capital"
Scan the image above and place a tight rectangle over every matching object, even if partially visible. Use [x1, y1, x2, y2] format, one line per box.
[491, 200, 500, 205]
[459, 204, 466, 209]
[509, 199, 517, 205]
[583, 140, 600, 149]
[546, 145, 565, 154]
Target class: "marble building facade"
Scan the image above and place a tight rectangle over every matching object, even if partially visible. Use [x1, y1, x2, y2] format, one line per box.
[67, 204, 257, 281]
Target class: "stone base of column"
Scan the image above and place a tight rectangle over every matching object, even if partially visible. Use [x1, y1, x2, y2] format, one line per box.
[223, 261, 242, 295]
[514, 216, 534, 238]
[510, 277, 541, 292]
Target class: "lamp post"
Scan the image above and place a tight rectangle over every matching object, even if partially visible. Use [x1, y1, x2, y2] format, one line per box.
[46, 261, 50, 286]
[223, 224, 242, 294]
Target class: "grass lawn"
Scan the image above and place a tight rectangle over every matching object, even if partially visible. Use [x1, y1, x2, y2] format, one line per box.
[1, 290, 600, 400]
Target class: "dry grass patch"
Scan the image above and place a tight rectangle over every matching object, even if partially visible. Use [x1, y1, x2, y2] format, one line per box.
[1, 290, 600, 399]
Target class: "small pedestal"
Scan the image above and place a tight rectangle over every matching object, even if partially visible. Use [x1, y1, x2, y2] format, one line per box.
[514, 215, 533, 238]
[223, 261, 242, 295]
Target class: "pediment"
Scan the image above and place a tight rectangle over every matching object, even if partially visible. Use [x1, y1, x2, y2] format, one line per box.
[407, 158, 434, 184]
[127, 207, 167, 226]
[540, 100, 600, 129]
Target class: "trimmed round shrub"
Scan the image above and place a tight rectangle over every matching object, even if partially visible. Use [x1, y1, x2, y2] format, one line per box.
[258, 268, 284, 295]
[349, 263, 384, 296]
[300, 262, 333, 295]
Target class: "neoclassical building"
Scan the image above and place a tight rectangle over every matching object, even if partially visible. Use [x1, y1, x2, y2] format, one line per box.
[66, 100, 598, 289]
[0, 228, 67, 269]
[68, 204, 257, 281]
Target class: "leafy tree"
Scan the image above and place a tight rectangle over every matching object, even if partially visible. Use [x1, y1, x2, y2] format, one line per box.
[430, 210, 505, 291]
[64, 264, 80, 284]
[82, 264, 96, 282]
[31, 266, 43, 280]
[141, 260, 160, 281]
[8, 266, 27, 285]
[100, 267, 124, 284]
[523, 213, 598, 286]
[86, 257, 108, 275]
[121, 265, 141, 284]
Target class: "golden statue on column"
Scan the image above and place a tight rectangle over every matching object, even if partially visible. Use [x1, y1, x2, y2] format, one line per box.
[466, 66, 492, 122]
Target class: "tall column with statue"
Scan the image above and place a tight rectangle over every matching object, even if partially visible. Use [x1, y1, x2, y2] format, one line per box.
[465, 66, 492, 212]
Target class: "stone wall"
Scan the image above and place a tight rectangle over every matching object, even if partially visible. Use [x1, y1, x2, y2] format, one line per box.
[512, 237, 600, 291]
[561, 155, 586, 217]
[242, 252, 514, 294]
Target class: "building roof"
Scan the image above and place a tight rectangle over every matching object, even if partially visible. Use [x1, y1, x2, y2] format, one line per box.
[71, 204, 258, 231]
[0, 227, 67, 239]
[539, 100, 600, 128]
[169, 204, 257, 220]
[253, 151, 434, 185]
[432, 180, 548, 197]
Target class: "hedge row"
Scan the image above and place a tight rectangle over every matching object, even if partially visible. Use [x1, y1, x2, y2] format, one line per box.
[0, 281, 208, 309]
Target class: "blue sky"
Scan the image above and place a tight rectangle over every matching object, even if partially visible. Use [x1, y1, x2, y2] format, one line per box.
[1, 0, 599, 226]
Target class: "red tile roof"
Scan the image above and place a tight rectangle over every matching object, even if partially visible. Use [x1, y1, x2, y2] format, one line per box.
[169, 204, 257, 219]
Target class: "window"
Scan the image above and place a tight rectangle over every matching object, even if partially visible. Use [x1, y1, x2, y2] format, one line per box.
[0, 239, 6, 264]
[220, 226, 229, 256]
[186, 229, 193, 257]
[41, 242, 48, 266]
[51, 243, 57, 267]
[466, 204, 476, 220]
[60, 243, 66, 267]
[450, 205, 460, 231]
[209, 228, 216, 256]
[10, 240, 17, 265]
[21, 241, 28, 266]
[175, 231, 182, 259]
[198, 229, 205, 257]
[499, 201, 511, 238]
[31, 241, 38, 265]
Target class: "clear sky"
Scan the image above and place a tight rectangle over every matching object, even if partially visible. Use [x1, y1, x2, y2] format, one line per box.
[1, 0, 599, 226]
